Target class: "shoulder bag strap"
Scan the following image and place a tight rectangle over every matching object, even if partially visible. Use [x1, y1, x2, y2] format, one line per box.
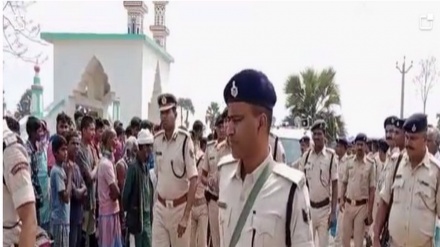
[285, 182, 298, 247]
[273, 136, 279, 160]
[304, 150, 311, 189]
[228, 164, 271, 247]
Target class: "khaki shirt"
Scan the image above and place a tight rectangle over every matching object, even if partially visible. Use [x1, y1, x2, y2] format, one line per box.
[337, 154, 349, 199]
[217, 154, 314, 247]
[154, 128, 198, 199]
[3, 140, 36, 246]
[298, 147, 338, 202]
[269, 133, 286, 163]
[342, 156, 375, 200]
[201, 140, 232, 196]
[195, 149, 206, 199]
[380, 151, 440, 246]
[373, 153, 387, 194]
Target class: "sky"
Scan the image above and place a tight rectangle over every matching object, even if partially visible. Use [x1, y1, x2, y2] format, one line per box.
[3, 0, 440, 137]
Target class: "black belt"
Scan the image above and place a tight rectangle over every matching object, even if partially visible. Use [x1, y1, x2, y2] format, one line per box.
[345, 197, 368, 206]
[310, 198, 330, 208]
[3, 221, 20, 229]
[205, 190, 219, 202]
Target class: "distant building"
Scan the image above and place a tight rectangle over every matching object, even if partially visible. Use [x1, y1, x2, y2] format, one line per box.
[36, 1, 173, 133]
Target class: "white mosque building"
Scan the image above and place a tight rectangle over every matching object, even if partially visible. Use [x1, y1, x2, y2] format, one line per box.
[29, 1, 173, 134]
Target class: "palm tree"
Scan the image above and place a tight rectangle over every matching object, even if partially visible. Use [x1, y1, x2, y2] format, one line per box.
[177, 98, 195, 128]
[205, 102, 221, 132]
[284, 67, 347, 142]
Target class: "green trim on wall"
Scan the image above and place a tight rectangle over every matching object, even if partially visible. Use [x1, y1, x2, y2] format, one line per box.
[41, 32, 174, 63]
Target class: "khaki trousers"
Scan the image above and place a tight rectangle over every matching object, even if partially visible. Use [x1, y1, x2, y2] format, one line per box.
[208, 200, 220, 247]
[190, 202, 208, 247]
[152, 202, 191, 247]
[334, 210, 344, 247]
[311, 205, 330, 247]
[342, 203, 368, 247]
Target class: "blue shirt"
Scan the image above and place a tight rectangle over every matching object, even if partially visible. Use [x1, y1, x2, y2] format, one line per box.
[50, 165, 70, 224]
[147, 153, 155, 170]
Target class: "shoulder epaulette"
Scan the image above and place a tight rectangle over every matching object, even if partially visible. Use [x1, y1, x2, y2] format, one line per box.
[154, 130, 165, 138]
[366, 156, 375, 164]
[216, 140, 227, 149]
[207, 140, 217, 147]
[177, 128, 190, 137]
[326, 147, 335, 154]
[272, 164, 305, 188]
[390, 152, 400, 160]
[217, 154, 237, 168]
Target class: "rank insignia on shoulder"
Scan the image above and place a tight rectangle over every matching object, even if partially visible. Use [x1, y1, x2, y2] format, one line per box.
[302, 208, 311, 224]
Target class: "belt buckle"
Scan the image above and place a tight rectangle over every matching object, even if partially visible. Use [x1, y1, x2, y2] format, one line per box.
[165, 200, 174, 208]
[351, 199, 356, 206]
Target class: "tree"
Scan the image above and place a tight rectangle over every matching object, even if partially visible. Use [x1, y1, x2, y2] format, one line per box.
[14, 88, 31, 120]
[205, 102, 221, 132]
[177, 98, 195, 129]
[284, 67, 347, 142]
[413, 56, 440, 114]
[3, 1, 47, 63]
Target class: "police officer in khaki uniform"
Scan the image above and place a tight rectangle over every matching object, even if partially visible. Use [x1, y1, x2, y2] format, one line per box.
[201, 110, 229, 247]
[372, 139, 389, 224]
[334, 137, 349, 247]
[373, 113, 440, 247]
[152, 93, 198, 247]
[218, 69, 314, 247]
[269, 132, 286, 163]
[191, 142, 208, 247]
[292, 136, 311, 169]
[3, 119, 38, 247]
[298, 120, 338, 247]
[340, 133, 376, 247]
[383, 116, 399, 159]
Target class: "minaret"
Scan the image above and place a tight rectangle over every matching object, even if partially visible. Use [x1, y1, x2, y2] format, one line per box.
[31, 63, 44, 118]
[148, 61, 163, 124]
[150, 1, 169, 50]
[123, 1, 148, 35]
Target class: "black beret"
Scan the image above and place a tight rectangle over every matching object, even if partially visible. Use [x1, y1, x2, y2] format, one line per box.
[157, 93, 177, 111]
[299, 136, 310, 143]
[403, 113, 428, 133]
[394, 118, 406, 129]
[378, 138, 389, 153]
[223, 69, 277, 111]
[384, 116, 398, 128]
[311, 119, 326, 131]
[354, 133, 368, 143]
[336, 137, 348, 147]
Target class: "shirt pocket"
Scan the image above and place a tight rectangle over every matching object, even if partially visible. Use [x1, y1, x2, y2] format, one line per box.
[391, 178, 404, 203]
[304, 163, 312, 181]
[248, 212, 279, 247]
[414, 180, 436, 212]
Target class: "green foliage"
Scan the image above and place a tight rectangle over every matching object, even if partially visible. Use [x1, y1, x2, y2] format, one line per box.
[205, 102, 221, 132]
[284, 67, 347, 142]
[177, 98, 195, 129]
[14, 88, 31, 120]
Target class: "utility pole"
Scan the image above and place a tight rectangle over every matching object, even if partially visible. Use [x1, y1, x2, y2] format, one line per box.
[395, 56, 413, 118]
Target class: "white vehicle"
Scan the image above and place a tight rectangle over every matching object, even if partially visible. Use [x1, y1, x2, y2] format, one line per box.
[271, 127, 311, 165]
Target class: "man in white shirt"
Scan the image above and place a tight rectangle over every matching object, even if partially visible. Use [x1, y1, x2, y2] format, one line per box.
[427, 126, 440, 159]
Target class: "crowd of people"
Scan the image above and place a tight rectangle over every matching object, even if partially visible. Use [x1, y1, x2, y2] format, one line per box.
[3, 68, 440, 247]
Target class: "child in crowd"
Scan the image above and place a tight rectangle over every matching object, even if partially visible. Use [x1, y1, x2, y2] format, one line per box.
[50, 135, 73, 247]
